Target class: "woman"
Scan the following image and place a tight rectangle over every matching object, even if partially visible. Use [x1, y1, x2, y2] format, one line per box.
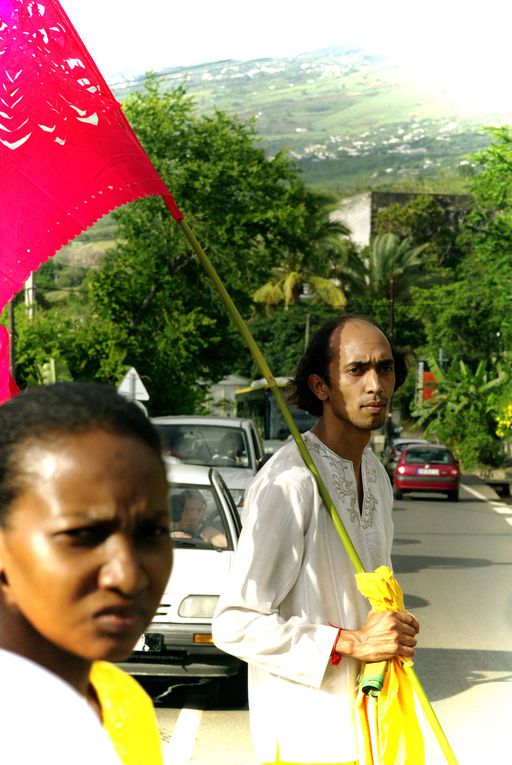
[172, 489, 227, 547]
[0, 382, 173, 765]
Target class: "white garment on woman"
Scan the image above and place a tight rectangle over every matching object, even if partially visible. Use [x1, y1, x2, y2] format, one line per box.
[213, 431, 393, 764]
[0, 649, 121, 764]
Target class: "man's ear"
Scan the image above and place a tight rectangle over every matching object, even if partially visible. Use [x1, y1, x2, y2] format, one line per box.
[307, 374, 330, 403]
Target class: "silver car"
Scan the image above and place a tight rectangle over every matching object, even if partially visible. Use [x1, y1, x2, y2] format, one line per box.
[151, 414, 266, 507]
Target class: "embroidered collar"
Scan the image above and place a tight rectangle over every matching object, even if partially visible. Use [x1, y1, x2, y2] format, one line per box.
[303, 432, 377, 529]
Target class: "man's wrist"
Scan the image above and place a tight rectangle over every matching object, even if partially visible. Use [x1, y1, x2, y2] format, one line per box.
[329, 625, 344, 665]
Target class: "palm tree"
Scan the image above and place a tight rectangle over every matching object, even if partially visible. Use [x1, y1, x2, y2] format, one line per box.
[359, 233, 428, 336]
[253, 184, 351, 312]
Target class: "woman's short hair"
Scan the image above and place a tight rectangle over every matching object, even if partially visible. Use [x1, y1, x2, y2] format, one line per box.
[0, 381, 163, 525]
[288, 315, 416, 417]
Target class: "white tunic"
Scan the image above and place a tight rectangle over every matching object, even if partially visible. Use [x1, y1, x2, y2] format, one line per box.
[213, 431, 394, 764]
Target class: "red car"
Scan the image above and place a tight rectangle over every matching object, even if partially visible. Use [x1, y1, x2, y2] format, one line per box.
[393, 444, 460, 502]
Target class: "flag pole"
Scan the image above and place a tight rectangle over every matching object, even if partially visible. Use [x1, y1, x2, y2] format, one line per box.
[177, 217, 458, 763]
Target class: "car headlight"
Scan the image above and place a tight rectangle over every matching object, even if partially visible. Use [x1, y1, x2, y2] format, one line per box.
[178, 595, 219, 618]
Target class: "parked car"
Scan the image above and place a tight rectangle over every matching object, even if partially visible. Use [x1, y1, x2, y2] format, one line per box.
[382, 437, 428, 482]
[393, 444, 460, 501]
[151, 415, 266, 507]
[118, 462, 245, 699]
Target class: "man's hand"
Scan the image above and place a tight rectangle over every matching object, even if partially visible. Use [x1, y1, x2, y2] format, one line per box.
[335, 610, 419, 663]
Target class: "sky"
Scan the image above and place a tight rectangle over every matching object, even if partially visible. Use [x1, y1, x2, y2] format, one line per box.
[59, 0, 512, 113]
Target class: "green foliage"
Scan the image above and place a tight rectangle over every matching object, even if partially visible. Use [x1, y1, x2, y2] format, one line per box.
[241, 303, 337, 379]
[413, 357, 507, 468]
[87, 76, 323, 413]
[252, 181, 350, 310]
[8, 300, 129, 390]
[374, 194, 468, 268]
[361, 233, 428, 299]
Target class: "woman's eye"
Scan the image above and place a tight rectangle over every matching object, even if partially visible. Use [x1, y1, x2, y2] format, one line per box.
[137, 523, 170, 541]
[62, 526, 108, 545]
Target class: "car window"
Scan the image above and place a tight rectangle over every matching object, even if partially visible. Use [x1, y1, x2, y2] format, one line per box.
[404, 448, 451, 465]
[157, 425, 251, 469]
[168, 483, 233, 550]
[396, 441, 423, 454]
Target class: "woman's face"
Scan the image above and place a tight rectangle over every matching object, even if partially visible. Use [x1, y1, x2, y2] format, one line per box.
[0, 429, 173, 664]
[179, 496, 206, 533]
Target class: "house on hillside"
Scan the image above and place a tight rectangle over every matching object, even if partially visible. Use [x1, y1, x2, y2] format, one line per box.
[331, 190, 472, 247]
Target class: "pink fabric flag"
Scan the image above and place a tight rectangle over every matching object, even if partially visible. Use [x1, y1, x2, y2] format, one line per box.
[0, 0, 183, 312]
[0, 326, 20, 402]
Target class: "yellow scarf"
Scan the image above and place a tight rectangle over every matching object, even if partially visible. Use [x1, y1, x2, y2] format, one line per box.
[90, 661, 163, 765]
[355, 566, 425, 765]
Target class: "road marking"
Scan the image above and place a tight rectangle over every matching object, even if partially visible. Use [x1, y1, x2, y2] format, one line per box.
[462, 484, 512, 518]
[163, 706, 203, 765]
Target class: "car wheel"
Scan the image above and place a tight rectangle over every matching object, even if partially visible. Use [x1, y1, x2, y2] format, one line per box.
[447, 490, 459, 502]
[393, 488, 403, 500]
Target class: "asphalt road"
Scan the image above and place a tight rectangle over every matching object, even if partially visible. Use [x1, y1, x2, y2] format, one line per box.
[152, 480, 512, 765]
[392, 481, 512, 764]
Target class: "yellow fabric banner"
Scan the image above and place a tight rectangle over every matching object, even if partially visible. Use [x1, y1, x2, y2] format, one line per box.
[355, 566, 425, 765]
[90, 661, 164, 765]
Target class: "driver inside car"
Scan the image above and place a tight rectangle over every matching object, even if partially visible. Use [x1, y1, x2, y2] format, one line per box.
[171, 489, 227, 548]
[214, 432, 248, 466]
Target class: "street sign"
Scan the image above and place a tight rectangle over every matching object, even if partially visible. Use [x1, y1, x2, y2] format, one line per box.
[117, 367, 150, 401]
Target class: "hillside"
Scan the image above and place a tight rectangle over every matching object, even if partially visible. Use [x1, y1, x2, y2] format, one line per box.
[112, 46, 503, 195]
[59, 46, 505, 264]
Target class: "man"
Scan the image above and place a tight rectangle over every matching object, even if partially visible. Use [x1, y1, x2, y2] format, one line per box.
[212, 316, 420, 765]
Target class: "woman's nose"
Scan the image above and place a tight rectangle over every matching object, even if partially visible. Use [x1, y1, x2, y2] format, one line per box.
[98, 536, 149, 595]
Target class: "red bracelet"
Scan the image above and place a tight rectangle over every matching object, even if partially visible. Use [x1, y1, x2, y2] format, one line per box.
[330, 625, 344, 665]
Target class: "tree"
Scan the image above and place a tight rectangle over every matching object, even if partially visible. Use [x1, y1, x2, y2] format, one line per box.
[374, 194, 468, 268]
[413, 356, 507, 468]
[252, 182, 350, 311]
[357, 233, 428, 337]
[88, 77, 312, 413]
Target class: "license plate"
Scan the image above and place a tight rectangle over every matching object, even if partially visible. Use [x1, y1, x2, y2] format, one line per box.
[133, 633, 164, 652]
[417, 468, 439, 475]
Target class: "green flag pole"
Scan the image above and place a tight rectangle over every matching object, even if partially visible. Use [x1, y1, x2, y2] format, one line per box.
[177, 217, 459, 765]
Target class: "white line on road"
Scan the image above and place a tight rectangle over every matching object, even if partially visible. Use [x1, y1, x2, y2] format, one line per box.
[462, 484, 512, 519]
[163, 706, 203, 765]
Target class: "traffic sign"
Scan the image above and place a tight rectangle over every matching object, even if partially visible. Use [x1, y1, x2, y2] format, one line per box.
[117, 367, 150, 401]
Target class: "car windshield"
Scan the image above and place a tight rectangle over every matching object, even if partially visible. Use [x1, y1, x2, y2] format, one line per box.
[396, 441, 424, 454]
[157, 424, 250, 469]
[168, 483, 233, 550]
[404, 448, 452, 465]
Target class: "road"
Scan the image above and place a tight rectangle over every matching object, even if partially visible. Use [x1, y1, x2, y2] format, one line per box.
[153, 481, 512, 765]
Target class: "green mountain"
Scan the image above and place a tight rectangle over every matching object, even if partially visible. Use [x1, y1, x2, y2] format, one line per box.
[112, 46, 504, 196]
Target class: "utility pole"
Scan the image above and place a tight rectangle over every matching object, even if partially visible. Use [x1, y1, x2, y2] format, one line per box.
[388, 277, 395, 338]
[24, 273, 35, 320]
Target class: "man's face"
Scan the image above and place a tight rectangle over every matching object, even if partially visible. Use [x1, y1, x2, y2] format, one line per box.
[311, 319, 396, 433]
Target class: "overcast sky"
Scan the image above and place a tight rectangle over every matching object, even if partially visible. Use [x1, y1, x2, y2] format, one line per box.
[60, 0, 512, 112]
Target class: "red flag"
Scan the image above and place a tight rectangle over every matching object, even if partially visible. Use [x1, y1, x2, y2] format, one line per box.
[0, 326, 20, 402]
[0, 0, 183, 311]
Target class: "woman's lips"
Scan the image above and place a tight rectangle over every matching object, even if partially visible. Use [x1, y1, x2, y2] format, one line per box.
[94, 606, 147, 635]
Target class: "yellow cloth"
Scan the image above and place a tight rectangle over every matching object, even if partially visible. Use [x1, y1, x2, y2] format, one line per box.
[90, 661, 163, 765]
[355, 566, 425, 765]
